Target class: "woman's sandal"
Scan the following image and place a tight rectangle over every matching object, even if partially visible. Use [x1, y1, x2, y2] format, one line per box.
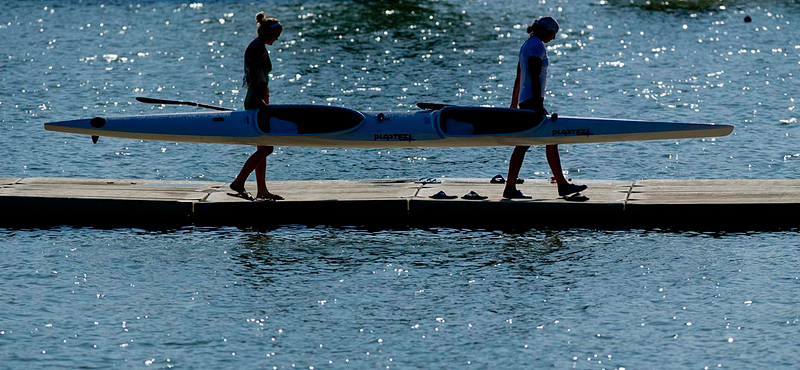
[228, 185, 254, 201]
[256, 193, 284, 201]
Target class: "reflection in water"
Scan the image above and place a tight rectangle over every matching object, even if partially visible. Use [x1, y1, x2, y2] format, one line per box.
[3, 225, 797, 368]
[233, 227, 401, 287]
[230, 226, 606, 331]
[231, 226, 602, 297]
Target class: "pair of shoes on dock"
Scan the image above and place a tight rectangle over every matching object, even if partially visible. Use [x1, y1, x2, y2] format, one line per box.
[429, 190, 488, 200]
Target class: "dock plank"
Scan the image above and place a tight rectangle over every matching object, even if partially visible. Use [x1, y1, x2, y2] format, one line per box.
[0, 177, 797, 231]
[629, 180, 800, 204]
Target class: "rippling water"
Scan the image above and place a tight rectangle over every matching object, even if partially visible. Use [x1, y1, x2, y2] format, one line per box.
[2, 0, 800, 368]
[2, 0, 798, 181]
[3, 227, 800, 369]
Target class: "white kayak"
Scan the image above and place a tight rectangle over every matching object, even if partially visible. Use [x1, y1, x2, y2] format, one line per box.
[44, 103, 733, 148]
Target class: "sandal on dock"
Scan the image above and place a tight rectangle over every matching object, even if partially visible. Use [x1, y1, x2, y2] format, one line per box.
[429, 190, 457, 199]
[462, 191, 488, 200]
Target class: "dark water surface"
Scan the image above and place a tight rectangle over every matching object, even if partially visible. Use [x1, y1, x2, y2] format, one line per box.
[2, 0, 800, 368]
[3, 227, 799, 369]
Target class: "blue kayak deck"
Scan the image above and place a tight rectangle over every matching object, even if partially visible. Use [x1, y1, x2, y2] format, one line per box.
[1, 177, 796, 231]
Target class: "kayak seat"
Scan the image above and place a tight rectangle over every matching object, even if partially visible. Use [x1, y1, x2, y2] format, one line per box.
[439, 107, 543, 135]
[269, 118, 298, 134]
[257, 105, 364, 134]
[445, 119, 474, 135]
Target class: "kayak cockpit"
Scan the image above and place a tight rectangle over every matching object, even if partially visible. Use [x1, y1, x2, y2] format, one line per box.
[256, 105, 365, 135]
[438, 106, 544, 136]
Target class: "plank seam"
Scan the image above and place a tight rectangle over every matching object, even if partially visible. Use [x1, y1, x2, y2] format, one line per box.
[623, 180, 635, 211]
[413, 183, 424, 197]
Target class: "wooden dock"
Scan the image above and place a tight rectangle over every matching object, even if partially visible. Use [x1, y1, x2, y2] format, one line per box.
[0, 177, 796, 231]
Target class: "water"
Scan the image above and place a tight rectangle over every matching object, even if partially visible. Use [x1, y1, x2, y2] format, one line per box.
[3, 0, 799, 181]
[3, 227, 799, 369]
[1, 0, 799, 368]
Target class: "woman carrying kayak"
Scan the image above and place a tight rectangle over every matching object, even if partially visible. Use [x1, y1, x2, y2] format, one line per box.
[230, 12, 284, 201]
[504, 16, 587, 199]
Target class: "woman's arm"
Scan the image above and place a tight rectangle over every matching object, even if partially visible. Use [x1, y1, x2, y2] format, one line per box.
[527, 56, 545, 112]
[248, 48, 269, 107]
[510, 63, 521, 108]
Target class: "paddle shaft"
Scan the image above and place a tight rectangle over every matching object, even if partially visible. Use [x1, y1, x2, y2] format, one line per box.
[136, 97, 234, 111]
[417, 102, 452, 111]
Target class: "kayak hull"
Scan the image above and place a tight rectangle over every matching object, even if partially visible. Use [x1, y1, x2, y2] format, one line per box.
[45, 105, 734, 148]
